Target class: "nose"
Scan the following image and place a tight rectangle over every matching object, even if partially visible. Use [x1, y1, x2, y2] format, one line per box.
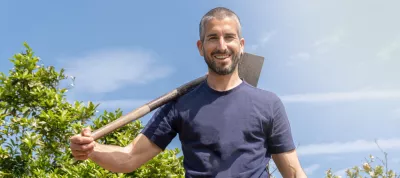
[217, 37, 228, 51]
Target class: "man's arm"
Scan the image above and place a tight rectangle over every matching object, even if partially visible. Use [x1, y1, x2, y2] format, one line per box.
[70, 128, 162, 173]
[265, 96, 306, 177]
[71, 102, 178, 173]
[272, 149, 307, 178]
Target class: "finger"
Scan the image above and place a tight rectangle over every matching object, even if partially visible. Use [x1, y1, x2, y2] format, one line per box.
[70, 141, 95, 151]
[72, 149, 93, 156]
[74, 155, 89, 160]
[81, 127, 92, 137]
[70, 135, 93, 145]
[71, 142, 95, 151]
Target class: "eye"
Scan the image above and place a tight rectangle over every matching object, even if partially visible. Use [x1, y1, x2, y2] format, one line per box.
[208, 37, 218, 41]
[225, 36, 235, 41]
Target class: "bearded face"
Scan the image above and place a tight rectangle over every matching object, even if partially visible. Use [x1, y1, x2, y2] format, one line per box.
[203, 47, 242, 75]
[197, 17, 245, 76]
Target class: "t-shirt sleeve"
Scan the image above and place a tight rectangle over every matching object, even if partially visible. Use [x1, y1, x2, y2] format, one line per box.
[267, 97, 296, 154]
[141, 101, 179, 150]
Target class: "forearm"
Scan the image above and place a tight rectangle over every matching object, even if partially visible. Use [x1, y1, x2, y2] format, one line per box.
[272, 150, 307, 178]
[295, 170, 307, 178]
[89, 142, 136, 173]
[276, 164, 307, 178]
[284, 167, 306, 178]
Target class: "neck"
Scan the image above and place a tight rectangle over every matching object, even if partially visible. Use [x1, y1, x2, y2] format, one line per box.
[206, 67, 242, 92]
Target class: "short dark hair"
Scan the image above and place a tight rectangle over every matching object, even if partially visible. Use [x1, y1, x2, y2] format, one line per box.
[199, 7, 242, 42]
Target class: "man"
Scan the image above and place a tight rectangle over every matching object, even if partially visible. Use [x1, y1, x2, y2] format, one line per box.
[70, 7, 306, 178]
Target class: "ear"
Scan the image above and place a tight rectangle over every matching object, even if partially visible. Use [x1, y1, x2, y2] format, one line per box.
[197, 40, 204, 56]
[240, 38, 245, 54]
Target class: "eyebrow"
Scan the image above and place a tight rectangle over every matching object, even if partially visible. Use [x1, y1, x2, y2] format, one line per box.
[206, 34, 218, 38]
[206, 33, 236, 38]
[225, 33, 236, 36]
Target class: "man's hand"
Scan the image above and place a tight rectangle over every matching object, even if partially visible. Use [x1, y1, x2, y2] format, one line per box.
[69, 127, 96, 160]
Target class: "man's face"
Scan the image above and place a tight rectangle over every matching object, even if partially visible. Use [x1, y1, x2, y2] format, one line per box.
[197, 17, 245, 75]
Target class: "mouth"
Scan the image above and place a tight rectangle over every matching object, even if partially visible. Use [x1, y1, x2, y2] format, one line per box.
[213, 54, 231, 60]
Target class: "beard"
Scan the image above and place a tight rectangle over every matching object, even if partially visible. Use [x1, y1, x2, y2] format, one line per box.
[203, 48, 242, 75]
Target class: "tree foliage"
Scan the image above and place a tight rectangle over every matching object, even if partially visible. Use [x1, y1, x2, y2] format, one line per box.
[325, 151, 399, 178]
[0, 43, 184, 177]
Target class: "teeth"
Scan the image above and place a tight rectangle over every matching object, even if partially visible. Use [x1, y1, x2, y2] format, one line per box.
[215, 55, 229, 59]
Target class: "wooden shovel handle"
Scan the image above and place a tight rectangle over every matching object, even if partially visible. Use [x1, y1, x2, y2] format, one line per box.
[91, 75, 207, 140]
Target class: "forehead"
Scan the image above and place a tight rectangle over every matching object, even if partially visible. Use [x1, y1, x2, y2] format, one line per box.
[204, 17, 239, 35]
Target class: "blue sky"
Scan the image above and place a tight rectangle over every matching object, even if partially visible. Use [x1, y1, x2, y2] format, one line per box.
[1, 0, 400, 177]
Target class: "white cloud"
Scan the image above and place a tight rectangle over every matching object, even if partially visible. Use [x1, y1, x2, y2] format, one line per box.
[281, 90, 400, 103]
[290, 52, 310, 61]
[94, 99, 150, 111]
[60, 48, 173, 94]
[377, 35, 400, 61]
[77, 99, 157, 126]
[260, 31, 276, 44]
[304, 164, 320, 176]
[287, 52, 311, 65]
[249, 30, 277, 51]
[326, 156, 344, 161]
[297, 138, 400, 156]
[314, 29, 344, 47]
[286, 28, 345, 66]
[393, 107, 400, 118]
[243, 1, 400, 92]
[284, 29, 344, 66]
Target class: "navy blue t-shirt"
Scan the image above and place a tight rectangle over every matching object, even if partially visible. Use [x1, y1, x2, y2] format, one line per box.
[141, 80, 296, 178]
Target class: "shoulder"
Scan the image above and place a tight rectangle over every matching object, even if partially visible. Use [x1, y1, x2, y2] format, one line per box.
[240, 81, 286, 117]
[167, 80, 208, 111]
[241, 81, 282, 105]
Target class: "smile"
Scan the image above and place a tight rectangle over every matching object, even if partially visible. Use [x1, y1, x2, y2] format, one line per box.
[214, 54, 231, 59]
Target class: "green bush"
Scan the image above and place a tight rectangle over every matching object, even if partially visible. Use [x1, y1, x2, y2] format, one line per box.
[325, 152, 399, 178]
[0, 42, 184, 177]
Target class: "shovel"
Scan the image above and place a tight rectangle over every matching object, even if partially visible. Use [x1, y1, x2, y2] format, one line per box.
[90, 52, 264, 140]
